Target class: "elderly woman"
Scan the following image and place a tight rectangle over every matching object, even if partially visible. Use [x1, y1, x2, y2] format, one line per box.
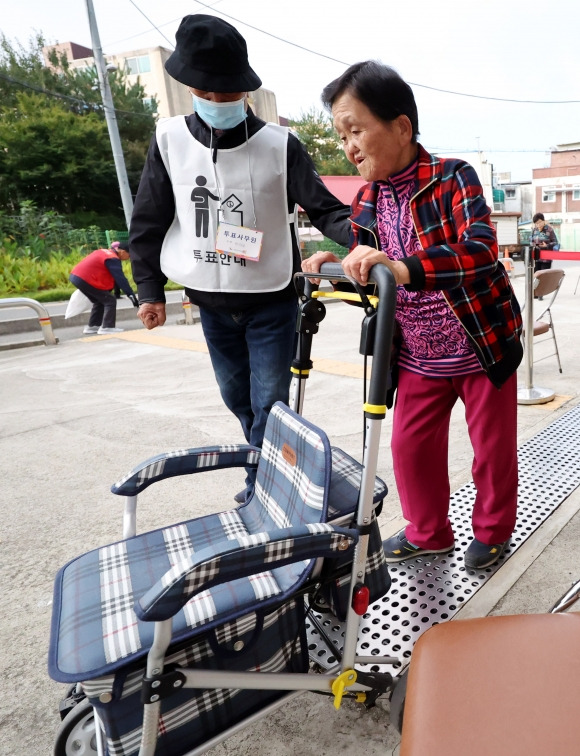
[302, 61, 523, 570]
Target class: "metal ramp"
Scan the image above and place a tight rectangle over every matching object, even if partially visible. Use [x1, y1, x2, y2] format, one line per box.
[307, 403, 580, 672]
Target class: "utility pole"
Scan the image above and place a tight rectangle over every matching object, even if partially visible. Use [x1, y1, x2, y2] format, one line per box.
[85, 0, 133, 229]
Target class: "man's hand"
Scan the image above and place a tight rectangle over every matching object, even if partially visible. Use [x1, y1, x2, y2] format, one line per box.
[342, 246, 411, 286]
[301, 250, 341, 284]
[138, 302, 166, 330]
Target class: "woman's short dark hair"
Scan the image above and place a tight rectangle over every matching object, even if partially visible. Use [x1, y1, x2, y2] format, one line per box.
[321, 61, 419, 143]
[532, 213, 545, 223]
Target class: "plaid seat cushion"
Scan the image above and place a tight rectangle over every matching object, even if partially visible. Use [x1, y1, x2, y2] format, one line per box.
[50, 516, 356, 682]
[50, 511, 251, 680]
[49, 403, 337, 683]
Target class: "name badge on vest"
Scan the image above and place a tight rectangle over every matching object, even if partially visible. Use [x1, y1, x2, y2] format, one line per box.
[216, 222, 264, 262]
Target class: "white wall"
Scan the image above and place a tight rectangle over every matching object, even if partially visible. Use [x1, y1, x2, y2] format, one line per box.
[438, 151, 494, 209]
[493, 216, 519, 245]
[249, 88, 278, 123]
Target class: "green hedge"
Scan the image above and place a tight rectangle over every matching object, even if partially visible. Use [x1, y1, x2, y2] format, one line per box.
[0, 247, 133, 298]
[302, 239, 348, 259]
[1, 225, 348, 300]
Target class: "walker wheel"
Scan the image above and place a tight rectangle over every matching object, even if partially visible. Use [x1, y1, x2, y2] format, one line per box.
[54, 698, 98, 755]
[58, 684, 86, 721]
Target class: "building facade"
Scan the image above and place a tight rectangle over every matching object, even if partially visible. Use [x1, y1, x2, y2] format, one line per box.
[436, 151, 494, 209]
[43, 42, 279, 122]
[493, 176, 533, 223]
[531, 143, 580, 251]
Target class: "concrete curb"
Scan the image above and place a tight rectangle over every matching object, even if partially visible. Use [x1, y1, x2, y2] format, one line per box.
[0, 293, 200, 350]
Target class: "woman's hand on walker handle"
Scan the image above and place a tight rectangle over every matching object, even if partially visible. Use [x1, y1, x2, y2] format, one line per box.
[342, 246, 411, 286]
[138, 302, 167, 330]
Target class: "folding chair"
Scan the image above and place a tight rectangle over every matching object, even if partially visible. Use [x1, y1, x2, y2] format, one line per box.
[525, 268, 566, 373]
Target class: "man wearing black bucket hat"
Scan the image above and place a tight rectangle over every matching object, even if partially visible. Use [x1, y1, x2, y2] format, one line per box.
[129, 14, 350, 503]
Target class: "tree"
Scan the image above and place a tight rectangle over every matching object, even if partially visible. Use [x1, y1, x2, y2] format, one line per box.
[0, 33, 157, 223]
[0, 92, 117, 215]
[289, 107, 357, 176]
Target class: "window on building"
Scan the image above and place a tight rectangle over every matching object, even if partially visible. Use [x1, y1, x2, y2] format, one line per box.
[542, 187, 556, 203]
[125, 55, 151, 75]
[142, 97, 157, 113]
[74, 63, 95, 74]
[505, 188, 516, 199]
[573, 185, 580, 201]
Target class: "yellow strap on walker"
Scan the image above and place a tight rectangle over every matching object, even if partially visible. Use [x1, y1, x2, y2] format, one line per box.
[312, 290, 379, 308]
[331, 669, 358, 709]
[363, 402, 387, 416]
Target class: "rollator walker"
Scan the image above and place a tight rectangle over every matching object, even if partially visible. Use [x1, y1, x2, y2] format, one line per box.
[49, 263, 402, 755]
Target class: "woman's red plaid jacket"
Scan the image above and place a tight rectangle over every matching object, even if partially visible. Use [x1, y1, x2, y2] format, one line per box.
[349, 144, 523, 387]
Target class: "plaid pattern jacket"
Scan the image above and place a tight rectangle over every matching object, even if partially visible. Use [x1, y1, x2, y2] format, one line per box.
[531, 223, 558, 251]
[349, 145, 523, 387]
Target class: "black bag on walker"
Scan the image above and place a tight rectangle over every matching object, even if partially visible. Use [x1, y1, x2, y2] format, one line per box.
[316, 447, 391, 621]
[316, 517, 389, 621]
[84, 600, 308, 755]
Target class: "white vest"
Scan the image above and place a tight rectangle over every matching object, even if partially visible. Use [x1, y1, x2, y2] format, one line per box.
[156, 117, 295, 293]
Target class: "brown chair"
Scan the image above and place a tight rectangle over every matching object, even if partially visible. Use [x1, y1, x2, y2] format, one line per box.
[524, 268, 566, 373]
[398, 611, 580, 756]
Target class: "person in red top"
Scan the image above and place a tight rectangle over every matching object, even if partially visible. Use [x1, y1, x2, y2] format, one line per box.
[69, 242, 138, 334]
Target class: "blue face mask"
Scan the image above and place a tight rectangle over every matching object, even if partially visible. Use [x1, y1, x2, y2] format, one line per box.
[192, 94, 247, 130]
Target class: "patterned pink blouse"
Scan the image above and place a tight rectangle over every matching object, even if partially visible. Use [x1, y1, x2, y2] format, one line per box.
[376, 160, 481, 377]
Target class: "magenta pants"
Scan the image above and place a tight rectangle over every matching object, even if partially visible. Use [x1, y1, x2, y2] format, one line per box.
[391, 368, 518, 549]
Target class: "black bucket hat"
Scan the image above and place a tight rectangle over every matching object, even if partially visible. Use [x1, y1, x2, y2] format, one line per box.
[165, 14, 262, 93]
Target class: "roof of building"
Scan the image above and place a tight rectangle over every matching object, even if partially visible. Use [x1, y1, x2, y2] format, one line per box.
[319, 176, 367, 206]
[554, 143, 580, 151]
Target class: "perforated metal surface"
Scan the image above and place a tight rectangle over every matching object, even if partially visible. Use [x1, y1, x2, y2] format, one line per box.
[307, 404, 580, 673]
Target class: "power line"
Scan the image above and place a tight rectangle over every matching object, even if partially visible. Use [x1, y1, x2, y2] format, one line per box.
[107, 0, 225, 47]
[0, 71, 155, 118]
[126, 0, 175, 49]
[0, 71, 87, 106]
[431, 148, 551, 154]
[187, 0, 580, 105]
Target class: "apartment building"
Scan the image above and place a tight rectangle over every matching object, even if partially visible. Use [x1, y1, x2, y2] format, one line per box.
[43, 43, 279, 122]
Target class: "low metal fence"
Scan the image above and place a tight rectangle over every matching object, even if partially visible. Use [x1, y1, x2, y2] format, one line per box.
[0, 297, 57, 346]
